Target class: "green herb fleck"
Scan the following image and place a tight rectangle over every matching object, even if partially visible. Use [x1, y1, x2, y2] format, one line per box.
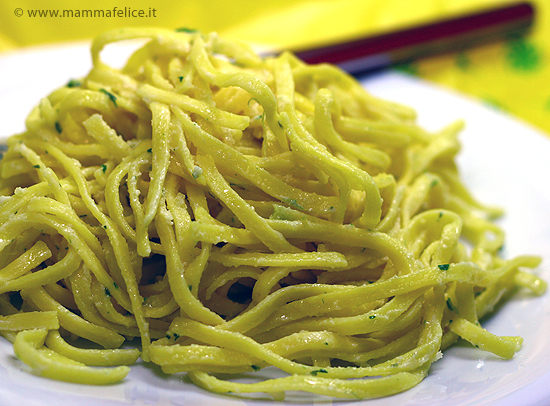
[438, 264, 450, 271]
[166, 332, 180, 340]
[113, 282, 119, 289]
[66, 79, 82, 88]
[446, 297, 457, 312]
[104, 287, 111, 297]
[101, 164, 107, 173]
[310, 369, 328, 376]
[369, 315, 376, 319]
[147, 148, 152, 153]
[283, 197, 304, 211]
[251, 365, 261, 371]
[33, 164, 40, 169]
[55, 121, 63, 133]
[100, 88, 118, 107]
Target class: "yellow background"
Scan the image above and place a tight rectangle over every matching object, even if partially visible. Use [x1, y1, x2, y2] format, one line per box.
[0, 0, 549, 136]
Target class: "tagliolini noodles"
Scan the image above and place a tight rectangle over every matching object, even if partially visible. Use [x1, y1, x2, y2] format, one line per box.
[0, 27, 546, 399]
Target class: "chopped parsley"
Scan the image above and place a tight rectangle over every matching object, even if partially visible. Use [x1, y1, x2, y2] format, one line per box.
[165, 332, 180, 340]
[438, 264, 450, 271]
[99, 88, 118, 107]
[282, 197, 304, 211]
[446, 298, 457, 312]
[66, 79, 82, 88]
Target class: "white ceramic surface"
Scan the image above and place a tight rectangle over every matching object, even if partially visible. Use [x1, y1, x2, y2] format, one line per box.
[0, 43, 549, 406]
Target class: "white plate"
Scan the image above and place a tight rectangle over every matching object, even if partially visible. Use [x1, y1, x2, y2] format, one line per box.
[0, 43, 550, 406]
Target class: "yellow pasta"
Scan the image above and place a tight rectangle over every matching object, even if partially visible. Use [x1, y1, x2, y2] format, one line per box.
[0, 27, 545, 398]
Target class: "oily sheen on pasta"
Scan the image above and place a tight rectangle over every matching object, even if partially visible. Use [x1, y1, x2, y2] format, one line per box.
[0, 28, 545, 399]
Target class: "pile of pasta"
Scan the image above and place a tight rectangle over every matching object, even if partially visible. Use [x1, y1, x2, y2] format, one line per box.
[0, 28, 546, 399]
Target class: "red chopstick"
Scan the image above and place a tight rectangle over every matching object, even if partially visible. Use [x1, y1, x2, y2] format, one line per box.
[291, 1, 535, 76]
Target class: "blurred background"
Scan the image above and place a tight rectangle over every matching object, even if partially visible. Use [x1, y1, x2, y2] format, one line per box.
[0, 0, 549, 136]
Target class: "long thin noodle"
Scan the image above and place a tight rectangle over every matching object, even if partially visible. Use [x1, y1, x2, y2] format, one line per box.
[0, 27, 545, 397]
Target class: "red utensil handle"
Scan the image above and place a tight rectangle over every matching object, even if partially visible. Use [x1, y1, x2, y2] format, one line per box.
[292, 1, 535, 75]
